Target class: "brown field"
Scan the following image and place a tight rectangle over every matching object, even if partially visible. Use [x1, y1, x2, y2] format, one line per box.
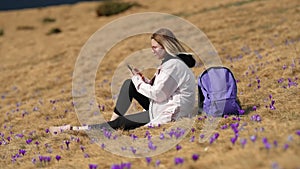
[0, 0, 299, 168]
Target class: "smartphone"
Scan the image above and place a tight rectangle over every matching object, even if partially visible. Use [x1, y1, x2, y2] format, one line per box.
[127, 64, 133, 72]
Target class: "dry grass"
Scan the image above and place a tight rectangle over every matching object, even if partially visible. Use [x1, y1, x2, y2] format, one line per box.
[0, 0, 299, 168]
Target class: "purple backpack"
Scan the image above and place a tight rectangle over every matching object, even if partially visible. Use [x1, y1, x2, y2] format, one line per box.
[198, 67, 241, 116]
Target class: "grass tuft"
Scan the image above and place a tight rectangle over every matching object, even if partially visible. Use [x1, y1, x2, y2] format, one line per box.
[47, 28, 62, 35]
[96, 1, 140, 17]
[42, 17, 56, 23]
[0, 28, 3, 36]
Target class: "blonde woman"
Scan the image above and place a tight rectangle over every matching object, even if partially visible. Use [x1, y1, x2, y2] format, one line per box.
[50, 28, 196, 134]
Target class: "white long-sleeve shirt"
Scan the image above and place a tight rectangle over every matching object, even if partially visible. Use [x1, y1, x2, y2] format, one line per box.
[131, 56, 196, 126]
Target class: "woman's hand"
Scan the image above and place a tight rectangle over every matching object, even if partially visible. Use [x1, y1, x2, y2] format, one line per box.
[132, 68, 141, 75]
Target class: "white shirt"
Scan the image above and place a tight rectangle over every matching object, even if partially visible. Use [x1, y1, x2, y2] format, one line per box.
[131, 57, 196, 126]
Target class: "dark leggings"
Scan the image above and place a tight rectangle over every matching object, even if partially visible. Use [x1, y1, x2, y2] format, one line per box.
[90, 79, 150, 130]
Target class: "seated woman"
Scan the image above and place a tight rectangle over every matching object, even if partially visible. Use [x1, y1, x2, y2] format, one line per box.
[50, 28, 196, 134]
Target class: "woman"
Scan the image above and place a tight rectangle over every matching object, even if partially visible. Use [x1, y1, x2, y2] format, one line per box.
[50, 28, 196, 134]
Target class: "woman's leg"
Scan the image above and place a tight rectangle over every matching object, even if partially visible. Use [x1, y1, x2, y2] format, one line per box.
[113, 79, 150, 116]
[90, 110, 150, 130]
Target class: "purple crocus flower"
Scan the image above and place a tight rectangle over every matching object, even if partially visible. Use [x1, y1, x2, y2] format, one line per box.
[45, 156, 51, 163]
[240, 138, 247, 148]
[111, 164, 121, 169]
[159, 133, 164, 140]
[251, 114, 261, 122]
[26, 138, 33, 144]
[80, 145, 85, 152]
[231, 136, 238, 144]
[210, 133, 220, 144]
[190, 135, 195, 142]
[148, 141, 157, 151]
[270, 100, 276, 110]
[277, 78, 284, 83]
[89, 164, 98, 169]
[238, 109, 245, 115]
[192, 154, 199, 161]
[55, 155, 61, 161]
[131, 147, 136, 154]
[174, 157, 184, 165]
[262, 137, 271, 149]
[65, 140, 70, 149]
[283, 143, 289, 150]
[221, 124, 228, 130]
[155, 160, 161, 167]
[32, 158, 36, 164]
[84, 153, 90, 158]
[250, 135, 257, 142]
[273, 140, 278, 147]
[145, 157, 151, 165]
[296, 130, 300, 136]
[252, 106, 257, 111]
[176, 144, 182, 151]
[282, 65, 287, 70]
[130, 134, 138, 141]
[120, 162, 131, 169]
[19, 149, 26, 156]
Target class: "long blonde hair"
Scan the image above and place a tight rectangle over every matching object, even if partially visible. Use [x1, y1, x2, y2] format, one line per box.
[151, 28, 187, 56]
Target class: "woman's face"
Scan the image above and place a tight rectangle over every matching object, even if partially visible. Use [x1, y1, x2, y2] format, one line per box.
[151, 39, 166, 60]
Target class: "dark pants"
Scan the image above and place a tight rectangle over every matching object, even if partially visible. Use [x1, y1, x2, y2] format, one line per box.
[90, 79, 150, 130]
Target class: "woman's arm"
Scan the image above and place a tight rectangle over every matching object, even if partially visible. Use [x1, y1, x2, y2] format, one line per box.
[132, 64, 178, 102]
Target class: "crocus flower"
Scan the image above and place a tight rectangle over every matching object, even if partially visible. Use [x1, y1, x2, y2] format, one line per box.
[231, 136, 238, 145]
[252, 106, 257, 111]
[159, 133, 164, 140]
[80, 145, 85, 152]
[277, 78, 284, 83]
[190, 135, 195, 142]
[240, 138, 247, 148]
[192, 154, 199, 161]
[176, 144, 182, 151]
[120, 162, 131, 169]
[89, 164, 98, 169]
[155, 160, 161, 167]
[174, 157, 184, 165]
[283, 144, 289, 150]
[131, 147, 136, 154]
[111, 164, 120, 169]
[148, 141, 157, 150]
[26, 138, 32, 144]
[19, 149, 26, 156]
[130, 134, 138, 141]
[251, 114, 261, 122]
[238, 109, 245, 115]
[221, 124, 228, 130]
[273, 140, 278, 147]
[55, 155, 61, 161]
[101, 143, 105, 149]
[210, 133, 219, 144]
[145, 157, 151, 165]
[250, 135, 257, 142]
[32, 158, 36, 164]
[262, 138, 271, 149]
[84, 153, 90, 158]
[296, 130, 300, 136]
[65, 140, 70, 149]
